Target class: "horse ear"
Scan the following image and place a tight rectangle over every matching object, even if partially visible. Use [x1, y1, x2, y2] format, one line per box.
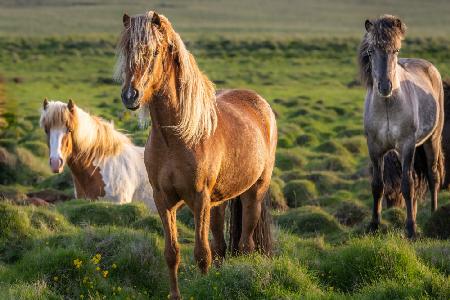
[123, 13, 130, 27]
[365, 19, 373, 32]
[43, 98, 49, 110]
[395, 18, 406, 35]
[67, 99, 75, 113]
[152, 12, 161, 28]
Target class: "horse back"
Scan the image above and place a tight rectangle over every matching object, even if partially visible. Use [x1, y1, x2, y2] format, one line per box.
[399, 58, 444, 144]
[216, 89, 277, 148]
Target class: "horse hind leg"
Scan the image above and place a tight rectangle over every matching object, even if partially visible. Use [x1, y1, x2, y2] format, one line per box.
[239, 176, 271, 254]
[423, 137, 442, 213]
[210, 202, 227, 265]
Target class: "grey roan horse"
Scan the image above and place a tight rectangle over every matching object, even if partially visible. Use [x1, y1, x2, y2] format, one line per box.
[359, 15, 445, 238]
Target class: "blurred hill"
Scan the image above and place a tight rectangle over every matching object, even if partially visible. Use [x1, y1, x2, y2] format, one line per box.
[0, 0, 449, 38]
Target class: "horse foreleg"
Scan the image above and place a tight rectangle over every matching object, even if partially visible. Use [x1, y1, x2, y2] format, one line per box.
[423, 138, 441, 213]
[155, 191, 181, 300]
[401, 143, 416, 238]
[193, 191, 212, 273]
[369, 152, 384, 232]
[210, 202, 227, 265]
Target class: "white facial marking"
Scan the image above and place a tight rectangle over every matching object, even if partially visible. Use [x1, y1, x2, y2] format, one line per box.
[49, 126, 66, 161]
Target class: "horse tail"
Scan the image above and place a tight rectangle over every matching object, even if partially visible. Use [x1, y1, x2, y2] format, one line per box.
[381, 149, 428, 208]
[228, 192, 273, 256]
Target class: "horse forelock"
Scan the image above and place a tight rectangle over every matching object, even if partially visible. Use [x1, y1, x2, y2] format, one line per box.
[114, 11, 164, 84]
[116, 10, 217, 145]
[40, 101, 73, 129]
[358, 15, 407, 88]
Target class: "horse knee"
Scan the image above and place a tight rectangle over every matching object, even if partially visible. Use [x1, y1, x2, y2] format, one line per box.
[239, 237, 255, 254]
[164, 244, 180, 269]
[194, 244, 211, 273]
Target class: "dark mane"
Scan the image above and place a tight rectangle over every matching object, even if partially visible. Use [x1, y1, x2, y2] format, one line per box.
[358, 15, 407, 88]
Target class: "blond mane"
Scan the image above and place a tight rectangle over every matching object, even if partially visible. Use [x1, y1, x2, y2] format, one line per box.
[115, 11, 217, 145]
[40, 101, 131, 165]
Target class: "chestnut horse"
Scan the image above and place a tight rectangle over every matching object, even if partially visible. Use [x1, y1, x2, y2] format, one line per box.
[115, 11, 276, 299]
[40, 99, 156, 211]
[359, 15, 444, 238]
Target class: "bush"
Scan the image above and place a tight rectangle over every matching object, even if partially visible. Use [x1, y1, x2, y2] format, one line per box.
[317, 236, 427, 292]
[21, 141, 48, 157]
[316, 140, 350, 156]
[183, 255, 322, 299]
[341, 136, 367, 155]
[415, 239, 450, 276]
[424, 204, 450, 239]
[334, 200, 368, 226]
[275, 148, 307, 170]
[383, 207, 406, 229]
[277, 206, 344, 238]
[2, 228, 167, 299]
[57, 200, 149, 227]
[269, 178, 287, 210]
[308, 154, 355, 172]
[283, 179, 317, 207]
[306, 171, 350, 195]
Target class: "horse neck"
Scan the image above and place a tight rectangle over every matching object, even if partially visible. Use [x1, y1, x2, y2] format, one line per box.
[147, 65, 184, 142]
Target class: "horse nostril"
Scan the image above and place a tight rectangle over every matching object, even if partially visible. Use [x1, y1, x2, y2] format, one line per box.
[130, 88, 138, 100]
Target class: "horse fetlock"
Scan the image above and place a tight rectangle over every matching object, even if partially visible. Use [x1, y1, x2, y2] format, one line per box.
[405, 219, 417, 238]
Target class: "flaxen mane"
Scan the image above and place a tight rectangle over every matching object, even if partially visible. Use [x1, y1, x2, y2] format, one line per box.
[115, 11, 217, 145]
[40, 101, 131, 165]
[358, 15, 407, 87]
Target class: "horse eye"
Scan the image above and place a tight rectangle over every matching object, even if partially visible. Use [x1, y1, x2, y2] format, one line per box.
[367, 49, 373, 55]
[394, 49, 400, 54]
[154, 49, 159, 57]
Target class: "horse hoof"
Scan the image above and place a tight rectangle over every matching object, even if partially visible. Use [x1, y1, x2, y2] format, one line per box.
[368, 221, 380, 233]
[405, 222, 417, 239]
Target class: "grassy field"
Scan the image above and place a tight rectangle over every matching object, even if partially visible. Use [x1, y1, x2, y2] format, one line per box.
[1, 0, 450, 299]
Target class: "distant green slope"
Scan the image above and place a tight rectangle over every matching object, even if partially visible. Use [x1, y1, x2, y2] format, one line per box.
[0, 0, 449, 38]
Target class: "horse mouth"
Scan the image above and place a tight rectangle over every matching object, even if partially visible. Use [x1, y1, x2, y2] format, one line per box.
[127, 103, 140, 111]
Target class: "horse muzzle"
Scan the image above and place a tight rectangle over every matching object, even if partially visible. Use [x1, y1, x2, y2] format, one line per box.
[377, 80, 393, 98]
[121, 87, 141, 110]
[50, 157, 64, 173]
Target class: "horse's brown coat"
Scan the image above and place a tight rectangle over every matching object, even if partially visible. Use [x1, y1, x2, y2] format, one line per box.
[116, 12, 277, 299]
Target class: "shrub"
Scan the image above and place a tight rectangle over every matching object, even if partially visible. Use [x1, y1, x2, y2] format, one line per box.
[317, 236, 427, 292]
[424, 204, 450, 239]
[316, 140, 350, 156]
[341, 136, 367, 155]
[269, 178, 287, 210]
[183, 255, 322, 299]
[277, 206, 344, 238]
[2, 228, 167, 299]
[308, 154, 355, 172]
[415, 239, 450, 276]
[334, 200, 368, 226]
[21, 141, 48, 157]
[56, 200, 149, 227]
[283, 179, 317, 207]
[383, 207, 406, 229]
[296, 133, 318, 147]
[275, 148, 307, 170]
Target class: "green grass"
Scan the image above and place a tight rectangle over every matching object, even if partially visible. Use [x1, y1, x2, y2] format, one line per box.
[0, 0, 450, 38]
[1, 2, 450, 298]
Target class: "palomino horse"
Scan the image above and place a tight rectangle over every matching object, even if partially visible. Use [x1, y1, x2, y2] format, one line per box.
[359, 15, 444, 238]
[40, 99, 156, 211]
[115, 11, 277, 299]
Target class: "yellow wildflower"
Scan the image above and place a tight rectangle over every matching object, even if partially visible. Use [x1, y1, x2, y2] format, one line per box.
[117, 287, 122, 292]
[53, 276, 58, 282]
[73, 258, 83, 269]
[96, 266, 100, 271]
[112, 263, 117, 269]
[102, 270, 109, 278]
